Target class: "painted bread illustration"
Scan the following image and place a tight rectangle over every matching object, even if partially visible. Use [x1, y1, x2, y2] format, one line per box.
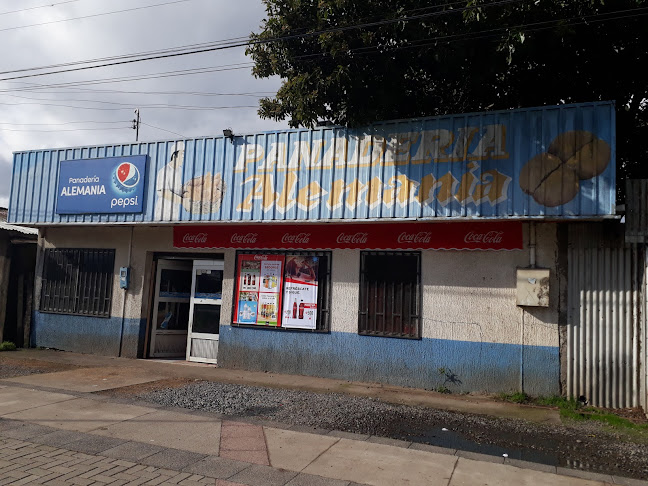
[181, 172, 226, 214]
[520, 130, 611, 207]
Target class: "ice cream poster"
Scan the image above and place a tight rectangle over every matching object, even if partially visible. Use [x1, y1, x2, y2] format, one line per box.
[282, 256, 319, 330]
[234, 254, 284, 326]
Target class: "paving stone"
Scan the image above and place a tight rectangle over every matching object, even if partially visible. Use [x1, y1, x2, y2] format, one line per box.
[287, 425, 331, 436]
[286, 473, 351, 486]
[100, 441, 165, 461]
[612, 475, 648, 486]
[139, 449, 208, 471]
[556, 467, 615, 483]
[326, 431, 369, 441]
[455, 450, 505, 464]
[64, 435, 127, 454]
[408, 442, 456, 455]
[366, 436, 411, 448]
[0, 423, 58, 440]
[30, 430, 91, 447]
[228, 464, 298, 486]
[0, 419, 22, 432]
[183, 456, 250, 479]
[503, 458, 557, 474]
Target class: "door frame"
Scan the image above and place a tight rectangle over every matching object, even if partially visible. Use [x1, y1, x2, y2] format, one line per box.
[186, 259, 224, 364]
[149, 258, 192, 358]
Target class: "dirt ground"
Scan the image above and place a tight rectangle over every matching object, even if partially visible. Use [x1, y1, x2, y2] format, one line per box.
[2, 355, 648, 480]
[99, 378, 648, 480]
[0, 354, 80, 378]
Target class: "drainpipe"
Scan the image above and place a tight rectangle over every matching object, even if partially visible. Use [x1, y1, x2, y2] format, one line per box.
[118, 226, 134, 357]
[521, 222, 537, 393]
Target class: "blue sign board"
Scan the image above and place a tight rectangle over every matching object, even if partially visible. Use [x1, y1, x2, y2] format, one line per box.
[56, 155, 148, 214]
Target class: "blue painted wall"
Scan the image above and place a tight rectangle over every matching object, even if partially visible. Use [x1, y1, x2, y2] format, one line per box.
[32, 311, 146, 358]
[218, 325, 559, 396]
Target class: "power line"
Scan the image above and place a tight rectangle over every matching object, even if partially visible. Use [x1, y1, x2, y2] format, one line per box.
[0, 100, 257, 111]
[0, 0, 194, 33]
[0, 87, 271, 98]
[0, 63, 254, 90]
[0, 126, 129, 132]
[0, 0, 83, 17]
[140, 121, 185, 138]
[0, 0, 526, 81]
[0, 120, 126, 126]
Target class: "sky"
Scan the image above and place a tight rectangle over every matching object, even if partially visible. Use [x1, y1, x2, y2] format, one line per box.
[0, 0, 287, 208]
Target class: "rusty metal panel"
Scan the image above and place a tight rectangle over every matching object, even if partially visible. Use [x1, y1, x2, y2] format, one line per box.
[567, 229, 642, 408]
[625, 179, 648, 243]
[9, 101, 616, 225]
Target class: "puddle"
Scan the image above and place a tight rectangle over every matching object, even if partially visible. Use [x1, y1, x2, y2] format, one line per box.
[401, 427, 560, 466]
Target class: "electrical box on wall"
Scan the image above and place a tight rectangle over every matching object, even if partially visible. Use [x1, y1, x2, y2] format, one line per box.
[119, 267, 130, 289]
[516, 268, 550, 307]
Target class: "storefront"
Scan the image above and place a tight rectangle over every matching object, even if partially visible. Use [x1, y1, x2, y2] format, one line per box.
[7, 101, 617, 397]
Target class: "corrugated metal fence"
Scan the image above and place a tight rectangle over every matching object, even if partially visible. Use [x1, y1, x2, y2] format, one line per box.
[567, 224, 643, 408]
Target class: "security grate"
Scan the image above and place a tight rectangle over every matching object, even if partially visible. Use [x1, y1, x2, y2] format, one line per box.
[40, 248, 115, 317]
[359, 251, 421, 339]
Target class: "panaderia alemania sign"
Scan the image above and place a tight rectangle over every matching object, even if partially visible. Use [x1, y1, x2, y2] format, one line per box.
[8, 102, 615, 224]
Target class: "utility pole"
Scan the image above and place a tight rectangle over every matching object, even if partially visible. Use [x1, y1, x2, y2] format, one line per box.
[132, 109, 140, 142]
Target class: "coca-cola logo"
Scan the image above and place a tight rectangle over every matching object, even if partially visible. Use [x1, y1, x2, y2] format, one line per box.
[336, 232, 369, 244]
[182, 232, 207, 244]
[397, 231, 432, 244]
[464, 230, 504, 244]
[281, 232, 311, 244]
[230, 232, 258, 244]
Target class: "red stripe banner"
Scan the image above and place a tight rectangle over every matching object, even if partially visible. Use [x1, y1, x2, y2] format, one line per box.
[173, 221, 523, 251]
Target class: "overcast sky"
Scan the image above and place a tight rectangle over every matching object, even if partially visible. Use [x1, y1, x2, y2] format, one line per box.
[0, 0, 287, 208]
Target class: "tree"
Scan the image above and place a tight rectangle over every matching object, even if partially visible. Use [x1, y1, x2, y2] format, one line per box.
[247, 0, 648, 190]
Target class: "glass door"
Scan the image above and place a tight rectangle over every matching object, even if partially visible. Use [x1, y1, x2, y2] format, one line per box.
[150, 259, 192, 358]
[186, 260, 223, 363]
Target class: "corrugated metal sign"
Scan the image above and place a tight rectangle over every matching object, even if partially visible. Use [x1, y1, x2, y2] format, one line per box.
[9, 101, 615, 224]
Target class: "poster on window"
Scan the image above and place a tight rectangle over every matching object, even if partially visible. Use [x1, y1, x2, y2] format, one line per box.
[234, 254, 284, 326]
[282, 255, 319, 329]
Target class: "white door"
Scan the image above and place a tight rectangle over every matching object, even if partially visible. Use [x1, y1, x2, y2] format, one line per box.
[149, 259, 192, 358]
[186, 260, 223, 364]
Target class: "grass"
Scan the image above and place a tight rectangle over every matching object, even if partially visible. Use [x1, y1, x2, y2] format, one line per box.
[499, 391, 529, 403]
[499, 393, 648, 434]
[0, 341, 17, 351]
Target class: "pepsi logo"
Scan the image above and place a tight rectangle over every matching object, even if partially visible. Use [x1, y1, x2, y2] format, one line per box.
[115, 162, 140, 190]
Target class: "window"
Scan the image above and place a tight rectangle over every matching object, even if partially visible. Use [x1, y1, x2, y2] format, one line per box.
[233, 250, 331, 332]
[359, 251, 421, 339]
[40, 249, 115, 317]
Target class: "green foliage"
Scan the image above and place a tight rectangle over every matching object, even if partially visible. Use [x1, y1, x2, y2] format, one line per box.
[499, 391, 530, 403]
[0, 341, 17, 351]
[248, 0, 648, 188]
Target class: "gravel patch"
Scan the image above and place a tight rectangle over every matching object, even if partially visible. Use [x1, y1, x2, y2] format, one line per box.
[138, 381, 648, 480]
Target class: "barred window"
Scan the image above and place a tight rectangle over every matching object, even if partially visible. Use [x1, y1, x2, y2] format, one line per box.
[359, 251, 421, 339]
[40, 249, 115, 317]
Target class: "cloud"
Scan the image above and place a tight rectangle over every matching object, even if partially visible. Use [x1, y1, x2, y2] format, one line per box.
[0, 0, 285, 204]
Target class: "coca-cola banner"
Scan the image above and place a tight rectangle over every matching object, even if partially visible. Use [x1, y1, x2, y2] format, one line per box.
[174, 221, 523, 250]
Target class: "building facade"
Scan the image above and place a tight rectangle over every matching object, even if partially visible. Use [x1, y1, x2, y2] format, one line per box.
[9, 102, 627, 400]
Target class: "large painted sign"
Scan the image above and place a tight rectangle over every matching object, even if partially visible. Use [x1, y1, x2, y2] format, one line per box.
[56, 155, 148, 214]
[174, 222, 523, 250]
[9, 102, 615, 224]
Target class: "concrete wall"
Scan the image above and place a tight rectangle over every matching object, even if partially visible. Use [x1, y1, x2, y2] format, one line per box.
[34, 222, 563, 395]
[219, 223, 562, 396]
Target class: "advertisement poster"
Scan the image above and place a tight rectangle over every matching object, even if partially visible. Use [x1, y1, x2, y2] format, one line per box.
[56, 155, 148, 214]
[234, 254, 284, 326]
[282, 255, 319, 329]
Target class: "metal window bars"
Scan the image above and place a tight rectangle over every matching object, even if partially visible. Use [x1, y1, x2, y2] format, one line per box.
[359, 251, 421, 339]
[40, 248, 115, 317]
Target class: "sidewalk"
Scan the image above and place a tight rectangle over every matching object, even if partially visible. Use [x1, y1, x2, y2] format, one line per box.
[0, 351, 645, 486]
